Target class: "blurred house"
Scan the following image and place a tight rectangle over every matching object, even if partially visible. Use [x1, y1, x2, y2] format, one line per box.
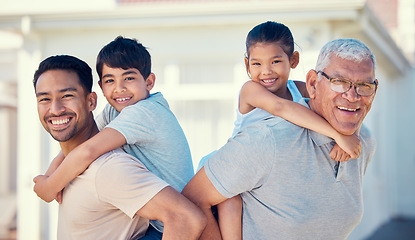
[0, 0, 414, 239]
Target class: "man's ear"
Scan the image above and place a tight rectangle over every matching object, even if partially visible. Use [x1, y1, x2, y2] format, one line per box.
[306, 70, 318, 100]
[98, 80, 103, 90]
[290, 51, 300, 69]
[87, 92, 98, 111]
[146, 73, 156, 91]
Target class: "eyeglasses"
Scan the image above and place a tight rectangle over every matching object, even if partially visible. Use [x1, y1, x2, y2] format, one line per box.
[318, 71, 378, 97]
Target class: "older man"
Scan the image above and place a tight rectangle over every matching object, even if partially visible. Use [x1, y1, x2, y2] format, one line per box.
[182, 38, 378, 240]
[33, 55, 206, 240]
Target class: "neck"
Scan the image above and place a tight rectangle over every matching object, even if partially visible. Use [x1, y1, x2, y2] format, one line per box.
[59, 120, 99, 156]
[308, 98, 316, 113]
[275, 86, 292, 101]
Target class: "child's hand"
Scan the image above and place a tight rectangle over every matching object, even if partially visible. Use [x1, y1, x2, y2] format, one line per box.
[333, 132, 361, 159]
[33, 175, 58, 203]
[54, 190, 63, 204]
[330, 143, 352, 162]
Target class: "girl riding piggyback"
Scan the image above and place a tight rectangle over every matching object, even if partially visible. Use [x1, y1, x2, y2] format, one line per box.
[198, 21, 362, 240]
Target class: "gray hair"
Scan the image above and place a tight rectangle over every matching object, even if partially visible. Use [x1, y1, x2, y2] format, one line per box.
[315, 39, 376, 76]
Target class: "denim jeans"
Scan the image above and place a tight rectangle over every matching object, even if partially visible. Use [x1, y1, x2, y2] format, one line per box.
[138, 225, 162, 240]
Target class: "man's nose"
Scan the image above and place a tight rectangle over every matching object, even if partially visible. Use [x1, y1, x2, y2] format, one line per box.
[343, 84, 361, 102]
[50, 100, 65, 115]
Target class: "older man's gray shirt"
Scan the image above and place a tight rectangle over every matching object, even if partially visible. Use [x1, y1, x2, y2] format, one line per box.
[205, 99, 376, 240]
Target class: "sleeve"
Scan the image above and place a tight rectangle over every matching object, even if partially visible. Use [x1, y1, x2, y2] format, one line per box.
[95, 152, 169, 218]
[105, 103, 156, 145]
[204, 124, 277, 198]
[95, 103, 112, 131]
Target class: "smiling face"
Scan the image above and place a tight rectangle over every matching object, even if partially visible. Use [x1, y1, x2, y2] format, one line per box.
[99, 64, 155, 112]
[307, 55, 377, 135]
[245, 42, 298, 98]
[35, 69, 97, 142]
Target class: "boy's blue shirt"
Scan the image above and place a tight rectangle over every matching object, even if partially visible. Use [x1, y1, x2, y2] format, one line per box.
[95, 92, 194, 232]
[96, 92, 194, 191]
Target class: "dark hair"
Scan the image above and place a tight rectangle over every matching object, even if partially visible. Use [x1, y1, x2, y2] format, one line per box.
[246, 21, 294, 58]
[33, 55, 93, 93]
[96, 36, 151, 81]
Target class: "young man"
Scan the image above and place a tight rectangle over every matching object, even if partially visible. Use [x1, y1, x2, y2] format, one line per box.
[33, 55, 206, 239]
[182, 38, 378, 239]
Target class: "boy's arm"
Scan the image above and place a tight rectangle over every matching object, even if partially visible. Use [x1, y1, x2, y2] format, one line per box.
[136, 186, 207, 240]
[240, 81, 361, 159]
[182, 167, 227, 240]
[33, 151, 65, 203]
[44, 151, 65, 176]
[33, 127, 127, 202]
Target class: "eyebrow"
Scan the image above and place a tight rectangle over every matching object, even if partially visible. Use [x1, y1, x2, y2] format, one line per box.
[250, 55, 284, 61]
[330, 73, 375, 83]
[102, 70, 139, 79]
[36, 87, 78, 97]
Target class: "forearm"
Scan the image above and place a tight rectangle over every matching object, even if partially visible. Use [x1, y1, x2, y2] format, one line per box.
[161, 209, 207, 240]
[46, 145, 95, 193]
[197, 207, 222, 240]
[47, 128, 126, 193]
[136, 186, 206, 240]
[44, 151, 65, 176]
[279, 101, 341, 139]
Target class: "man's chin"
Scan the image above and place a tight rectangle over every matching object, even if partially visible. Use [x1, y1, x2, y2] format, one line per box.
[50, 130, 75, 142]
[333, 123, 360, 136]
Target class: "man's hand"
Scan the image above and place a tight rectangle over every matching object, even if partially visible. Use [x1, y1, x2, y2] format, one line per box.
[33, 175, 58, 203]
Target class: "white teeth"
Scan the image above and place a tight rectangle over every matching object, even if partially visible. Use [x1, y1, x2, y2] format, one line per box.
[338, 106, 357, 111]
[116, 97, 131, 102]
[263, 79, 276, 83]
[51, 118, 69, 125]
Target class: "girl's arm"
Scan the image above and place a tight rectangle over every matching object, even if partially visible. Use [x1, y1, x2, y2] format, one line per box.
[239, 81, 361, 159]
[33, 127, 126, 202]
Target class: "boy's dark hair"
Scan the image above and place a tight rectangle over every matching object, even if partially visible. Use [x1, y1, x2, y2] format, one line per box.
[33, 55, 93, 93]
[246, 21, 294, 58]
[96, 36, 151, 80]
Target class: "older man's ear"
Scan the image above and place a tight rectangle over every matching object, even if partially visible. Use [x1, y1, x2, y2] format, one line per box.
[306, 70, 319, 100]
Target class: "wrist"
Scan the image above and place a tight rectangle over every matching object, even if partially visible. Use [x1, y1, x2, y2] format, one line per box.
[332, 132, 343, 141]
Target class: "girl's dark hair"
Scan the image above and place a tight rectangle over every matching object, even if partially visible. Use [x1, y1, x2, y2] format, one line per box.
[33, 55, 93, 93]
[96, 36, 151, 80]
[246, 21, 294, 58]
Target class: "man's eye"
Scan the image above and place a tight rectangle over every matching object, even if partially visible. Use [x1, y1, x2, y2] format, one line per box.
[63, 94, 74, 98]
[38, 98, 50, 102]
[251, 62, 260, 66]
[357, 83, 374, 90]
[332, 79, 348, 85]
[272, 60, 281, 64]
[358, 83, 371, 87]
[125, 77, 134, 81]
[104, 79, 113, 84]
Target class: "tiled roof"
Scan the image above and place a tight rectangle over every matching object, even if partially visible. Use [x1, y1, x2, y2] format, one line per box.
[118, 0, 252, 3]
[367, 0, 398, 29]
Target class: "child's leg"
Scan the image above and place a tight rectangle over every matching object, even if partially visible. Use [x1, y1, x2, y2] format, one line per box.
[217, 195, 242, 240]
